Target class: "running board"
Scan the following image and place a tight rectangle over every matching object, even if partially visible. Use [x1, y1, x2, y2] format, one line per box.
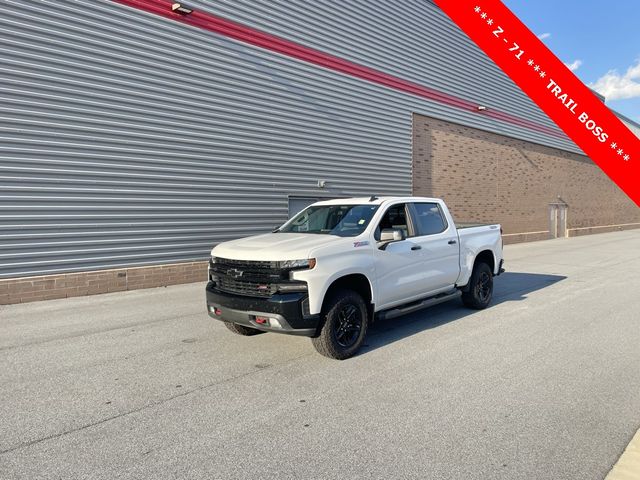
[375, 290, 461, 321]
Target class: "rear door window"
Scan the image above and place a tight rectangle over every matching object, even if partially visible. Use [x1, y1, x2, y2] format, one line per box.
[412, 203, 448, 236]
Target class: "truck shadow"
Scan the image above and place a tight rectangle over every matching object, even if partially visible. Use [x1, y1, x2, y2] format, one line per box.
[360, 271, 567, 356]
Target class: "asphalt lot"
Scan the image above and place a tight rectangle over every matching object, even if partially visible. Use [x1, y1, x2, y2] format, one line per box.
[1, 230, 639, 480]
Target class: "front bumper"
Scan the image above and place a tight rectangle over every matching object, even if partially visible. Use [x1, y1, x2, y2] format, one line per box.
[205, 281, 320, 336]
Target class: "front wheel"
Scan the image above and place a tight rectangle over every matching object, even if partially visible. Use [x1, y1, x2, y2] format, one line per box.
[461, 262, 494, 309]
[311, 290, 369, 360]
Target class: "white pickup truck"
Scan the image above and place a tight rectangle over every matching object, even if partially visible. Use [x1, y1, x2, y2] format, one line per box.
[206, 196, 504, 359]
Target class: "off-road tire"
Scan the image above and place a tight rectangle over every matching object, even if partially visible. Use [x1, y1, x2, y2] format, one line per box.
[311, 289, 369, 360]
[461, 262, 494, 310]
[224, 322, 264, 336]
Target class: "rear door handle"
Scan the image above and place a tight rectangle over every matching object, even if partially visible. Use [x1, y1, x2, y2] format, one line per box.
[411, 245, 422, 251]
[448, 239, 457, 245]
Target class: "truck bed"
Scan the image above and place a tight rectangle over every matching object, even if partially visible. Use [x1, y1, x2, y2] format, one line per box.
[455, 222, 498, 230]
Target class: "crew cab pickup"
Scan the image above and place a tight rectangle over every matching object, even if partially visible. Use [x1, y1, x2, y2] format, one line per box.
[206, 197, 504, 359]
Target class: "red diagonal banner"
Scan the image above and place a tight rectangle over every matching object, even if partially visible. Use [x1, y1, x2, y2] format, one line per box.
[433, 0, 640, 206]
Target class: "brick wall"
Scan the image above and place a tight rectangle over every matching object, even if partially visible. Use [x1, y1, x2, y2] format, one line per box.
[413, 114, 640, 239]
[0, 261, 207, 305]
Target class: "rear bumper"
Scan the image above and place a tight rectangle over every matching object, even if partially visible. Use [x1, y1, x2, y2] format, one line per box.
[205, 281, 320, 336]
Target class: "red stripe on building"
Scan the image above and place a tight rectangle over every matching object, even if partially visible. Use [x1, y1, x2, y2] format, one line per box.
[110, 0, 567, 139]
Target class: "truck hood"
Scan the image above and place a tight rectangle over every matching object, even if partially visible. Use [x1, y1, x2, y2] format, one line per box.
[211, 232, 344, 261]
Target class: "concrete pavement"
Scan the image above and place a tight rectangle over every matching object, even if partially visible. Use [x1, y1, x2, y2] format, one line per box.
[1, 230, 639, 479]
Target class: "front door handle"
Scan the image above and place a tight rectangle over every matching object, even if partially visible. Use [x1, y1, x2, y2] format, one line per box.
[448, 239, 457, 245]
[411, 245, 422, 251]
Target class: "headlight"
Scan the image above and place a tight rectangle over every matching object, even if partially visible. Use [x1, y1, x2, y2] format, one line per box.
[276, 282, 308, 293]
[210, 256, 218, 264]
[280, 258, 316, 270]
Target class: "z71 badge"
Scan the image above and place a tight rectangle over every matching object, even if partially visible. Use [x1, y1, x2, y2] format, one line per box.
[353, 241, 369, 248]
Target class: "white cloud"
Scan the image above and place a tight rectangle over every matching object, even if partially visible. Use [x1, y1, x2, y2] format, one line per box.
[565, 59, 583, 72]
[537, 32, 551, 40]
[589, 59, 640, 100]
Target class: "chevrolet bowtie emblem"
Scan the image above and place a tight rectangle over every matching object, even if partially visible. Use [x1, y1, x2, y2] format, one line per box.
[227, 268, 243, 278]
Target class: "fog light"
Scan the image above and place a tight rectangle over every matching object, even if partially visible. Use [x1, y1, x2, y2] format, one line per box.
[269, 317, 283, 329]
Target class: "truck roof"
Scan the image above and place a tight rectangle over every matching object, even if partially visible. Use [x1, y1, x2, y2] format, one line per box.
[312, 196, 443, 206]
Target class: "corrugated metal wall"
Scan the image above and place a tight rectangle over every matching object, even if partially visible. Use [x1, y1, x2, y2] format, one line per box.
[0, 0, 583, 278]
[620, 118, 640, 139]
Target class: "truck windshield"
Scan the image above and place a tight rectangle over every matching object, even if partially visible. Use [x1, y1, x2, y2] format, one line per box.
[279, 204, 379, 237]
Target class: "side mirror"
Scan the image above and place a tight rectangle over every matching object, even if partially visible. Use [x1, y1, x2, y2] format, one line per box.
[379, 228, 405, 245]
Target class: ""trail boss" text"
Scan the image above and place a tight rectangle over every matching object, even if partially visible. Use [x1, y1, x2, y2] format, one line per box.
[546, 79, 608, 143]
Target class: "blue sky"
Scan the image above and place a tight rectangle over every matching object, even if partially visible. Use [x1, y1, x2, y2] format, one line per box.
[504, 0, 640, 124]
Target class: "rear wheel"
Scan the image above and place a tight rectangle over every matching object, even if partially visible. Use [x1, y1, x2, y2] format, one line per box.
[312, 290, 368, 360]
[224, 322, 264, 336]
[462, 262, 493, 309]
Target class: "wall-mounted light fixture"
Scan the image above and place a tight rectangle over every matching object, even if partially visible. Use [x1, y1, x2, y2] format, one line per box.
[317, 180, 327, 189]
[477, 105, 488, 112]
[172, 3, 193, 15]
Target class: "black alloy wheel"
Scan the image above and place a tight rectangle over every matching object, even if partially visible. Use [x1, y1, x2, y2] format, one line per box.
[312, 289, 369, 360]
[334, 303, 364, 348]
[461, 262, 494, 309]
[476, 270, 492, 303]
